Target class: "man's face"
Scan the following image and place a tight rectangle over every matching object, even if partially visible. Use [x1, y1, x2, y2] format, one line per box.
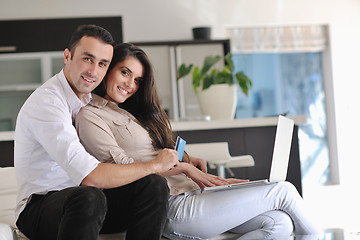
[63, 36, 113, 99]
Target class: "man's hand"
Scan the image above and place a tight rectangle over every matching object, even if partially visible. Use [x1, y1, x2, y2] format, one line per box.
[150, 148, 179, 174]
[82, 149, 178, 189]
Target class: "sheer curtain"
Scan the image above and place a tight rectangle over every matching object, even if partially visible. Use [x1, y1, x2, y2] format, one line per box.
[227, 25, 328, 53]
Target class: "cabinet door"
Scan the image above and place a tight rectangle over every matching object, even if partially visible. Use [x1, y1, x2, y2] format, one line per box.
[0, 17, 123, 53]
[0, 54, 42, 131]
[0, 20, 45, 53]
[138, 45, 178, 120]
[0, 52, 64, 131]
[0, 91, 33, 131]
[177, 44, 225, 120]
[0, 141, 14, 167]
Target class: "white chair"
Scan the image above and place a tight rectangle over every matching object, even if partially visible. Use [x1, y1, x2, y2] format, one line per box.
[185, 142, 255, 178]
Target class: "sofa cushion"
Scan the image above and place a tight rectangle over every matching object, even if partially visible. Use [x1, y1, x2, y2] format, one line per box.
[0, 167, 17, 228]
[0, 222, 17, 240]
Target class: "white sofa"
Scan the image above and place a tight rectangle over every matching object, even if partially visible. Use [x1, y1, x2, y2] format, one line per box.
[0, 167, 240, 240]
[0, 167, 19, 240]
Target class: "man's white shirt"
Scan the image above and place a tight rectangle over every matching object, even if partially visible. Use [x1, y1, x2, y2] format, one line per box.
[14, 70, 100, 220]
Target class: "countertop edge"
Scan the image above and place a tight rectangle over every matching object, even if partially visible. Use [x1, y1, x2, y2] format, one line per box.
[171, 115, 307, 131]
[0, 131, 15, 141]
[0, 116, 307, 141]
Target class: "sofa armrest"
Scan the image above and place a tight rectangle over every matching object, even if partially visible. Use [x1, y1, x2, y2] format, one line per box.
[0, 167, 17, 228]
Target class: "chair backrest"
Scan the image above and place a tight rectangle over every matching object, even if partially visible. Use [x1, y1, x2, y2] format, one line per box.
[185, 142, 231, 163]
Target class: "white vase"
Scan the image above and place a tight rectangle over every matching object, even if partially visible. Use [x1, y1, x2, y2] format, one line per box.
[196, 84, 237, 120]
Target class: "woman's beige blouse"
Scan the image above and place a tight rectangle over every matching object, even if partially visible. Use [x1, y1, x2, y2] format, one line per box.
[75, 94, 199, 195]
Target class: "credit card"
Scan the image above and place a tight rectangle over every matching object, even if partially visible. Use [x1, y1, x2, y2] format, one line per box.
[175, 136, 186, 161]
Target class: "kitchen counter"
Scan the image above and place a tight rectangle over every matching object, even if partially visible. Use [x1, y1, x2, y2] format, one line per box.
[171, 115, 307, 131]
[0, 116, 305, 194]
[0, 131, 14, 142]
[0, 116, 306, 142]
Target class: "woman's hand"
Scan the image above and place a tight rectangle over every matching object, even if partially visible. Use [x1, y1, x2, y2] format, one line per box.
[181, 163, 248, 190]
[157, 154, 248, 191]
[188, 155, 207, 173]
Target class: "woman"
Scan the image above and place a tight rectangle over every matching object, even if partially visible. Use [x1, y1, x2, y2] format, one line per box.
[75, 43, 320, 239]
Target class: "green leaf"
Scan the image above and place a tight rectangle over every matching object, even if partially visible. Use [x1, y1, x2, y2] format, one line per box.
[224, 54, 235, 72]
[202, 74, 214, 90]
[177, 63, 193, 80]
[201, 55, 221, 74]
[176, 53, 252, 96]
[214, 71, 226, 84]
[192, 66, 202, 92]
[221, 66, 233, 84]
[235, 71, 252, 96]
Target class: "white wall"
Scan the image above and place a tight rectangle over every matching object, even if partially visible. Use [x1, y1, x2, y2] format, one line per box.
[1, 0, 359, 231]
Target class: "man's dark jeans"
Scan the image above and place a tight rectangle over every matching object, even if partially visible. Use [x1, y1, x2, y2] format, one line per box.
[16, 174, 169, 240]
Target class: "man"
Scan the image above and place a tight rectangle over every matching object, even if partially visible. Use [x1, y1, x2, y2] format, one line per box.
[14, 24, 178, 240]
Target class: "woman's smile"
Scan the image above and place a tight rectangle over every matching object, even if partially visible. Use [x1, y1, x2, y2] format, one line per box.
[105, 56, 143, 104]
[117, 86, 130, 96]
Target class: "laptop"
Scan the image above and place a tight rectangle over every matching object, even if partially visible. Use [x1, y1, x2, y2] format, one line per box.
[202, 115, 294, 192]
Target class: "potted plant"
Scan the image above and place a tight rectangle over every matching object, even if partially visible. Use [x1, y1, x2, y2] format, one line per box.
[177, 54, 252, 120]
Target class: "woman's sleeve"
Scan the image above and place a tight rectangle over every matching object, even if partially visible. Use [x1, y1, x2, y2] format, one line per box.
[75, 107, 135, 164]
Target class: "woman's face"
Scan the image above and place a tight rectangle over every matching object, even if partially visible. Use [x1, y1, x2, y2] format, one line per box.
[104, 56, 144, 104]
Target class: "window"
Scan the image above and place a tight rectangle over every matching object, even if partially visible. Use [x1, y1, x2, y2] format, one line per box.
[227, 25, 338, 186]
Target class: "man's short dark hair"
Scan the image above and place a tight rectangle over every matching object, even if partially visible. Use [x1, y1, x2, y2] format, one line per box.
[67, 24, 115, 53]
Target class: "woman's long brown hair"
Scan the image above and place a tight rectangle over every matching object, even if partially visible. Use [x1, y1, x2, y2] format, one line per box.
[93, 43, 175, 149]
